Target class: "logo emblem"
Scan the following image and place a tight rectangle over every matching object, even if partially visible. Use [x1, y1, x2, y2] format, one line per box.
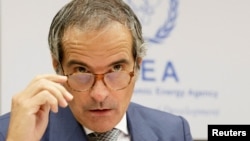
[125, 0, 178, 44]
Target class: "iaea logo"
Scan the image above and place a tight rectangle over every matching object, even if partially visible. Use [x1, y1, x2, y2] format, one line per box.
[125, 0, 178, 44]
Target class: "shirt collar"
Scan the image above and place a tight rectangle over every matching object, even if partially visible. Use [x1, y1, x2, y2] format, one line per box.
[83, 113, 129, 135]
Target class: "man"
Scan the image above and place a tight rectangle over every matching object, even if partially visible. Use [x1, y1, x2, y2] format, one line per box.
[0, 0, 193, 140]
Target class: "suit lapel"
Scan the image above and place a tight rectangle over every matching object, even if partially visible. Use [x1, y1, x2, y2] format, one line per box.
[47, 107, 89, 141]
[127, 103, 159, 141]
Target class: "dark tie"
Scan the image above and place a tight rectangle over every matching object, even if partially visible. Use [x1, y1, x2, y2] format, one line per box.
[87, 128, 120, 141]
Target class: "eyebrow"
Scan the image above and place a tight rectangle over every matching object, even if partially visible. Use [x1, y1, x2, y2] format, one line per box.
[66, 58, 130, 69]
[66, 60, 89, 68]
[108, 59, 130, 67]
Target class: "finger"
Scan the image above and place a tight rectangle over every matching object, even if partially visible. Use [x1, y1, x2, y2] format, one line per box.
[19, 75, 73, 102]
[40, 81, 71, 107]
[29, 90, 59, 113]
[29, 74, 68, 86]
[35, 79, 73, 103]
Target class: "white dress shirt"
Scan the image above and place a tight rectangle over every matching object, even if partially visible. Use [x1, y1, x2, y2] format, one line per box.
[83, 113, 130, 141]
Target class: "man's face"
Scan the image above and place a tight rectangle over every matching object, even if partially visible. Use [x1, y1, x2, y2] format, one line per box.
[60, 22, 137, 132]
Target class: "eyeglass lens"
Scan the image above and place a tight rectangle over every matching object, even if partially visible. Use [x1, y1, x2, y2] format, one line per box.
[67, 71, 132, 91]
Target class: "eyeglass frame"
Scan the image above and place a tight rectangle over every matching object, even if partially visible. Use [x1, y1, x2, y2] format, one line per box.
[58, 60, 137, 92]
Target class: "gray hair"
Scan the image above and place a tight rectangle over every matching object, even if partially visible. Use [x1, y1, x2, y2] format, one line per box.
[48, 0, 146, 68]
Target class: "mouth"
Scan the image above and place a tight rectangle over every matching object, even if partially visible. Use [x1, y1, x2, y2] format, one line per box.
[89, 109, 113, 116]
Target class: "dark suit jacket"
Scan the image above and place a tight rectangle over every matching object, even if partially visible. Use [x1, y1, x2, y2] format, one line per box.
[0, 102, 193, 141]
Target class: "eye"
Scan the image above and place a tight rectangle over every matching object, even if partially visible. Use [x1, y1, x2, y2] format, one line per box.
[75, 66, 88, 73]
[112, 64, 123, 72]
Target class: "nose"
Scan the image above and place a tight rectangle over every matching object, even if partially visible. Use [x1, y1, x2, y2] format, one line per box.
[89, 79, 109, 102]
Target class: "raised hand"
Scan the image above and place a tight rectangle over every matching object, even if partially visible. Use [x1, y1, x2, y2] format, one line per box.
[6, 74, 73, 141]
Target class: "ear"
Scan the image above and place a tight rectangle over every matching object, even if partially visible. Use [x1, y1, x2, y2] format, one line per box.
[136, 57, 143, 69]
[51, 55, 60, 74]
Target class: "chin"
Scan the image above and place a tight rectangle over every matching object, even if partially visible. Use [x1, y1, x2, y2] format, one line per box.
[87, 120, 118, 132]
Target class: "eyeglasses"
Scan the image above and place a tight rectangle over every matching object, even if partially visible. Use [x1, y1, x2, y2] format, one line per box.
[65, 70, 134, 92]
[62, 64, 136, 92]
